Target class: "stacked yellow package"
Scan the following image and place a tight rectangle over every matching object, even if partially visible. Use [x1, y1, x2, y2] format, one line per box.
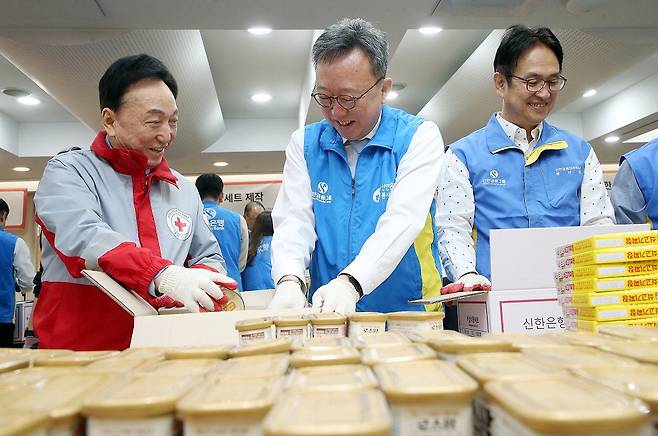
[554, 230, 658, 332]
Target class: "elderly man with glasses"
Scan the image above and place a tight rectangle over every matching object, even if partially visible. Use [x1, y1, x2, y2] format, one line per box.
[268, 18, 444, 314]
[437, 25, 614, 295]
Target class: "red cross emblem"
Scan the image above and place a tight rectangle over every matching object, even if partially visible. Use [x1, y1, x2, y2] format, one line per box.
[174, 216, 187, 232]
[166, 208, 192, 240]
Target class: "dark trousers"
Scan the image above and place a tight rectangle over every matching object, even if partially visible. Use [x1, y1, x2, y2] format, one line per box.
[0, 323, 14, 347]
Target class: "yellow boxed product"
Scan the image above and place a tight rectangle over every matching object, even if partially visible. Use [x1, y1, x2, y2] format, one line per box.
[576, 317, 658, 333]
[598, 324, 658, 341]
[574, 302, 658, 321]
[287, 364, 378, 392]
[559, 274, 658, 293]
[554, 260, 658, 282]
[289, 346, 361, 368]
[82, 374, 199, 436]
[375, 360, 478, 436]
[597, 340, 658, 365]
[353, 331, 411, 349]
[308, 313, 347, 338]
[426, 336, 514, 361]
[406, 329, 468, 344]
[522, 345, 639, 370]
[571, 289, 658, 306]
[557, 246, 658, 269]
[228, 338, 291, 358]
[484, 375, 651, 435]
[136, 358, 221, 376]
[557, 230, 658, 258]
[262, 388, 391, 436]
[211, 354, 290, 379]
[482, 333, 563, 350]
[574, 365, 658, 432]
[360, 343, 436, 366]
[177, 376, 284, 436]
[32, 351, 119, 367]
[347, 312, 387, 338]
[386, 311, 445, 334]
[273, 316, 310, 343]
[290, 336, 352, 352]
[235, 317, 275, 345]
[0, 412, 48, 436]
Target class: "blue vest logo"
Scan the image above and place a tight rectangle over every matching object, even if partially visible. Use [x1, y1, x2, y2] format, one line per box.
[482, 168, 507, 186]
[312, 181, 333, 204]
[554, 165, 582, 176]
[372, 182, 394, 203]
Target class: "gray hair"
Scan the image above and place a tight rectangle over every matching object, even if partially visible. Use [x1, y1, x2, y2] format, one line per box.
[312, 18, 388, 78]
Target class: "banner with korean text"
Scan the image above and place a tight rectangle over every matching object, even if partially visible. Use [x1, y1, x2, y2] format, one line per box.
[220, 180, 281, 214]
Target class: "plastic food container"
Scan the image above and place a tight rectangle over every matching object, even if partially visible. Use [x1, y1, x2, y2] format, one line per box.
[84, 357, 150, 373]
[32, 351, 119, 367]
[118, 347, 167, 360]
[290, 336, 353, 352]
[308, 313, 347, 338]
[522, 345, 640, 370]
[0, 355, 29, 373]
[347, 312, 387, 338]
[484, 375, 651, 435]
[212, 354, 290, 380]
[353, 332, 411, 349]
[0, 412, 48, 436]
[360, 343, 436, 366]
[263, 388, 391, 436]
[599, 325, 658, 341]
[273, 316, 310, 343]
[82, 374, 199, 436]
[287, 364, 378, 392]
[386, 311, 445, 334]
[426, 337, 514, 361]
[177, 376, 284, 436]
[164, 345, 233, 360]
[597, 340, 658, 365]
[235, 318, 275, 345]
[406, 329, 468, 344]
[136, 358, 221, 376]
[551, 331, 630, 348]
[375, 360, 478, 436]
[482, 333, 563, 350]
[289, 347, 361, 368]
[0, 367, 80, 393]
[228, 338, 291, 358]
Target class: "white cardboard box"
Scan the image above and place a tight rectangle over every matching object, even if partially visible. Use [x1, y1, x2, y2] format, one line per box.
[82, 270, 315, 347]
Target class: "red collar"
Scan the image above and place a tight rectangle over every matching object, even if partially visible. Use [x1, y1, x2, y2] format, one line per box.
[91, 131, 178, 185]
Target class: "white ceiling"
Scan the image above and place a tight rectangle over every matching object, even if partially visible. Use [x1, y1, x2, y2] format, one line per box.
[0, 0, 657, 181]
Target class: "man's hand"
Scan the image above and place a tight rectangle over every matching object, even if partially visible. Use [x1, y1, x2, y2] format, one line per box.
[312, 277, 360, 315]
[440, 272, 491, 295]
[268, 279, 307, 309]
[154, 265, 237, 313]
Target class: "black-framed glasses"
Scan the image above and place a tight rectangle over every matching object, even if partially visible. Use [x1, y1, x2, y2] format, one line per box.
[311, 76, 385, 110]
[509, 74, 567, 93]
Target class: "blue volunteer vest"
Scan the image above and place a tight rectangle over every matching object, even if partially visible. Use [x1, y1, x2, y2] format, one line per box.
[622, 138, 658, 229]
[450, 114, 590, 279]
[304, 105, 443, 312]
[242, 235, 275, 291]
[202, 200, 243, 290]
[0, 230, 17, 323]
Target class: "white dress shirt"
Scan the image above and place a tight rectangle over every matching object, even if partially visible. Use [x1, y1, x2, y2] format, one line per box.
[437, 114, 614, 281]
[271, 119, 444, 294]
[12, 237, 35, 291]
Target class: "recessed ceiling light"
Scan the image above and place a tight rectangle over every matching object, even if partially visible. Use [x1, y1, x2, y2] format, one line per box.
[2, 88, 31, 98]
[12, 167, 30, 172]
[248, 27, 272, 35]
[419, 27, 443, 35]
[386, 91, 399, 100]
[251, 93, 272, 103]
[604, 135, 620, 143]
[582, 89, 597, 98]
[17, 96, 40, 105]
[213, 161, 229, 167]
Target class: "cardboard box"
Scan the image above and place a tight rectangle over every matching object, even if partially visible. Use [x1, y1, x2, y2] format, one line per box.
[82, 270, 315, 348]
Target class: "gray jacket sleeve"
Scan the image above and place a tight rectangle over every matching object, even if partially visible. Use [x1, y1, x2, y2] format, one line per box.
[612, 160, 647, 225]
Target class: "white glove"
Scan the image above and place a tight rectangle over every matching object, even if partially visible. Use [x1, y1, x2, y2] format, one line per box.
[268, 279, 307, 310]
[441, 272, 491, 295]
[155, 266, 234, 313]
[312, 278, 360, 315]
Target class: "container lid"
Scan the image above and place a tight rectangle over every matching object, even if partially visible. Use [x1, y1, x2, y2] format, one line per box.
[308, 313, 347, 325]
[456, 352, 565, 385]
[177, 376, 284, 418]
[552, 331, 629, 348]
[360, 344, 436, 366]
[427, 336, 514, 354]
[228, 338, 291, 358]
[347, 312, 387, 322]
[599, 325, 658, 341]
[374, 359, 477, 403]
[0, 356, 29, 373]
[82, 374, 199, 417]
[0, 367, 80, 392]
[482, 333, 563, 350]
[165, 345, 233, 360]
[0, 413, 48, 435]
[522, 345, 640, 370]
[273, 316, 310, 327]
[484, 376, 650, 433]
[406, 330, 467, 344]
[289, 347, 361, 368]
[287, 364, 378, 392]
[212, 354, 290, 379]
[235, 317, 273, 331]
[574, 365, 658, 409]
[353, 332, 410, 349]
[33, 350, 119, 367]
[387, 311, 445, 321]
[598, 340, 658, 364]
[263, 388, 391, 436]
[290, 336, 352, 352]
[118, 347, 167, 360]
[84, 357, 150, 373]
[136, 358, 221, 376]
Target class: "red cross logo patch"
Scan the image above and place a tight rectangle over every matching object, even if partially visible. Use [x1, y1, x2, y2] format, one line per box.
[166, 208, 193, 240]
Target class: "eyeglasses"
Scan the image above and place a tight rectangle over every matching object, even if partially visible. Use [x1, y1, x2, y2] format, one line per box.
[508, 74, 567, 93]
[311, 76, 384, 110]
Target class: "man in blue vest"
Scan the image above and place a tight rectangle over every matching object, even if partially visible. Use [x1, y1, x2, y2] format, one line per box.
[0, 199, 35, 347]
[437, 25, 614, 293]
[196, 173, 248, 291]
[612, 139, 658, 228]
[269, 18, 444, 314]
